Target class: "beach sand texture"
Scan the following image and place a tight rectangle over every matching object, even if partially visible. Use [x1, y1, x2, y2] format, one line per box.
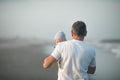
[0, 45, 57, 80]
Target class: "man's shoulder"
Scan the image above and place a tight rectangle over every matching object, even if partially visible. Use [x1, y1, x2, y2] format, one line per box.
[58, 40, 73, 44]
[85, 42, 96, 54]
[56, 40, 73, 47]
[79, 42, 95, 54]
[83, 42, 94, 48]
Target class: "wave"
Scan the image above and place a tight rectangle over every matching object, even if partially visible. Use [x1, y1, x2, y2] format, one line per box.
[90, 39, 120, 58]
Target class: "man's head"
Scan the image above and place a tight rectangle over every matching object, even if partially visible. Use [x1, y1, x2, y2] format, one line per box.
[71, 21, 87, 40]
[54, 31, 66, 44]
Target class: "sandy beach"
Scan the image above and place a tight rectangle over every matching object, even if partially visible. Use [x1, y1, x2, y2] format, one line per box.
[0, 44, 58, 80]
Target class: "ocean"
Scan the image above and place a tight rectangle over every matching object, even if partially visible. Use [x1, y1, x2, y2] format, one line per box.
[0, 37, 120, 80]
[89, 40, 120, 80]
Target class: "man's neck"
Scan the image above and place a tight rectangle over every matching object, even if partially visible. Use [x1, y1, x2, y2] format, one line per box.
[73, 36, 84, 41]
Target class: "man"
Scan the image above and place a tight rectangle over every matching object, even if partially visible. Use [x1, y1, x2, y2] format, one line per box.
[43, 21, 96, 80]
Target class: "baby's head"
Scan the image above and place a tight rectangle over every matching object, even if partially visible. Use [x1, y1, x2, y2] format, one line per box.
[54, 31, 66, 44]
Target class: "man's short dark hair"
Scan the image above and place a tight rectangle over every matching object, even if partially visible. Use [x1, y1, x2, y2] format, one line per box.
[72, 21, 87, 36]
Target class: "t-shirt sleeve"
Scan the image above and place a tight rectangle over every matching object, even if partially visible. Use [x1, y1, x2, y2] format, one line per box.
[51, 44, 61, 60]
[89, 50, 96, 67]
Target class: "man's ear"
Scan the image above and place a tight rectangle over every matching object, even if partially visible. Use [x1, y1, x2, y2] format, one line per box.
[71, 31, 73, 37]
[71, 31, 76, 38]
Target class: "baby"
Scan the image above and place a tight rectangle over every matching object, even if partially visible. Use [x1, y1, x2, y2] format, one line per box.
[54, 31, 66, 45]
[54, 31, 67, 67]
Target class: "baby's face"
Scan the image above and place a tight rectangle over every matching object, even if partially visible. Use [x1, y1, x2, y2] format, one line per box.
[55, 39, 63, 44]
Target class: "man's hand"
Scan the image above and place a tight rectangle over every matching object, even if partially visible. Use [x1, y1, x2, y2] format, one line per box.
[87, 66, 96, 74]
[43, 55, 57, 69]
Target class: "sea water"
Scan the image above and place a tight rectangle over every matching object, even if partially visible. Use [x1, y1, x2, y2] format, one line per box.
[93, 41, 120, 80]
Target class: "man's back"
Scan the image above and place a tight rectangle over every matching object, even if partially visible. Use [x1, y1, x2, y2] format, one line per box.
[57, 40, 96, 80]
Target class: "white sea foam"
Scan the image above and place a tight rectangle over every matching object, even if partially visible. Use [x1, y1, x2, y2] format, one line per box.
[112, 48, 120, 58]
[90, 41, 120, 58]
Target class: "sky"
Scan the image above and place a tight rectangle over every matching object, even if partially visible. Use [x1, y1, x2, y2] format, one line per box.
[0, 0, 120, 40]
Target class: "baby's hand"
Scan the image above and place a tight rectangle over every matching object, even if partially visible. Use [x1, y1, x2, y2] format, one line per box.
[57, 60, 61, 68]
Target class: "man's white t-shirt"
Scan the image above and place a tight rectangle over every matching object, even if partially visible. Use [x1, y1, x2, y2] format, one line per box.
[51, 39, 96, 80]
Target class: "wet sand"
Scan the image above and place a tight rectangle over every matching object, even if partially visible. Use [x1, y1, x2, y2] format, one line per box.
[0, 45, 57, 80]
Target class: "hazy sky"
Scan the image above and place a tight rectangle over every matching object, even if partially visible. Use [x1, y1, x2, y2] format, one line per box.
[0, 0, 120, 40]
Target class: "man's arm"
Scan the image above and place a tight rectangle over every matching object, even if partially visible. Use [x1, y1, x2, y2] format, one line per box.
[88, 48, 96, 74]
[43, 55, 58, 69]
[87, 66, 96, 74]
